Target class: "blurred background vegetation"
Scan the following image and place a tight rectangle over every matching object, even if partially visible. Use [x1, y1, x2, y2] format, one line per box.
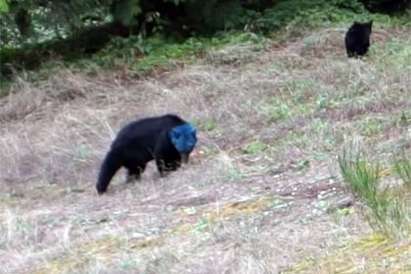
[0, 0, 410, 82]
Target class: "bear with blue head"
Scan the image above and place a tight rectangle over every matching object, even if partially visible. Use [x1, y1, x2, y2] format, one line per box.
[96, 114, 197, 194]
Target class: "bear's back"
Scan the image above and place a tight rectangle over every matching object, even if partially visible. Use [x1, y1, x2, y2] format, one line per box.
[112, 114, 186, 150]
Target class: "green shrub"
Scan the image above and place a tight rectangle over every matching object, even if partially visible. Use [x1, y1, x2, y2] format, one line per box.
[252, 0, 369, 33]
[361, 0, 411, 13]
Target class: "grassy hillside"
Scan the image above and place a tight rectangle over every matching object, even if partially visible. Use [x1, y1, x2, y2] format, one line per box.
[0, 22, 410, 273]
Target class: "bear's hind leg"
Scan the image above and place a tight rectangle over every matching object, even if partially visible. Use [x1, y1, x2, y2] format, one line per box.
[125, 164, 146, 183]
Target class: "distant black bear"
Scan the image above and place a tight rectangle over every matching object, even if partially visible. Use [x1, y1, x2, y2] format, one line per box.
[96, 114, 197, 194]
[345, 20, 373, 57]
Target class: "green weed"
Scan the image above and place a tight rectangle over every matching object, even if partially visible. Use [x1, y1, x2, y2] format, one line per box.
[261, 98, 291, 122]
[200, 119, 218, 132]
[360, 118, 385, 137]
[243, 140, 267, 155]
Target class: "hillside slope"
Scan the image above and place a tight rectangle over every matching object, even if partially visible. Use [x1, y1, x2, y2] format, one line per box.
[1, 26, 410, 273]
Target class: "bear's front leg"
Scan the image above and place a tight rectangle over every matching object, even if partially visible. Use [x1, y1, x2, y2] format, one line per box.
[155, 159, 167, 177]
[155, 159, 181, 177]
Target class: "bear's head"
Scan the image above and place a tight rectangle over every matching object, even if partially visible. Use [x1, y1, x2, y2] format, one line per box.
[169, 123, 197, 163]
[353, 20, 373, 34]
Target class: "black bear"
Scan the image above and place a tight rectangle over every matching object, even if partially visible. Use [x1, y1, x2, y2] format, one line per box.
[345, 20, 373, 58]
[96, 114, 197, 194]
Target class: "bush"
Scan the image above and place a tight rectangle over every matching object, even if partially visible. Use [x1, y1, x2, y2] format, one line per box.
[132, 0, 263, 35]
[361, 0, 411, 13]
[252, 0, 369, 33]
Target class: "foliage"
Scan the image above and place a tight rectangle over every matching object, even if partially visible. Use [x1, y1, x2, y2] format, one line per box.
[1, 0, 112, 47]
[0, 31, 263, 93]
[1, 0, 410, 48]
[183, 0, 258, 33]
[89, 31, 263, 73]
[252, 0, 369, 33]
[111, 0, 141, 26]
[1, 0, 410, 81]
[0, 0, 8, 13]
[0, 0, 266, 48]
[361, 0, 411, 13]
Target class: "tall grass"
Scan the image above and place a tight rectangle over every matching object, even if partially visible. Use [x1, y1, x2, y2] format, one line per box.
[338, 149, 410, 237]
[394, 153, 411, 190]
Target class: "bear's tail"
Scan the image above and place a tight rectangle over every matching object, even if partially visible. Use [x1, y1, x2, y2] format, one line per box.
[96, 149, 122, 194]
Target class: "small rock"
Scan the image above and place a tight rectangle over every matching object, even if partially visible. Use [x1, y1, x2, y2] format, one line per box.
[327, 197, 354, 213]
[97, 217, 109, 223]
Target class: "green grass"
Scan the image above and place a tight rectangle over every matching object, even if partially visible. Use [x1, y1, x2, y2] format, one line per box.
[338, 149, 410, 237]
[100, 31, 265, 73]
[0, 31, 266, 97]
[197, 118, 218, 132]
[360, 117, 385, 137]
[394, 154, 411, 190]
[260, 98, 291, 122]
[338, 150, 381, 203]
[243, 140, 268, 155]
[372, 37, 411, 72]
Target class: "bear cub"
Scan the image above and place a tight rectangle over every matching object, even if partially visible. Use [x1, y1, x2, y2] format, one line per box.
[345, 20, 373, 58]
[96, 114, 197, 194]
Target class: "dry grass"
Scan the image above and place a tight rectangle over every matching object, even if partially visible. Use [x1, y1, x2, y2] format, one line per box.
[1, 25, 411, 273]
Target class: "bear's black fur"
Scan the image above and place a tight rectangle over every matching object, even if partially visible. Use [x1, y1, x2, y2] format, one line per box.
[345, 21, 373, 58]
[96, 114, 196, 194]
